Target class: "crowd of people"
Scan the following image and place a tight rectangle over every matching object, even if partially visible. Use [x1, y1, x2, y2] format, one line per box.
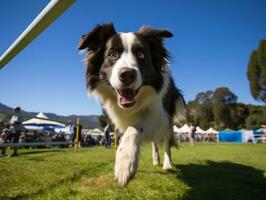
[0, 107, 24, 157]
[0, 106, 71, 156]
[1, 107, 219, 157]
[0, 107, 121, 157]
[177, 123, 218, 145]
[178, 132, 218, 143]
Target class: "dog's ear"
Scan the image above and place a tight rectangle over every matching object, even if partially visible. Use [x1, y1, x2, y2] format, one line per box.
[78, 23, 116, 51]
[138, 26, 173, 71]
[138, 26, 173, 41]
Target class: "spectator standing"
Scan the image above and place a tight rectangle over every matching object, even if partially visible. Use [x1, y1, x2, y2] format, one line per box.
[67, 121, 75, 144]
[9, 107, 24, 156]
[0, 128, 9, 156]
[104, 124, 112, 148]
[0, 120, 4, 133]
[189, 123, 196, 146]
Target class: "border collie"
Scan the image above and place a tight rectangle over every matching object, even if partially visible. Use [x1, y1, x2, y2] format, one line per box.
[78, 23, 186, 186]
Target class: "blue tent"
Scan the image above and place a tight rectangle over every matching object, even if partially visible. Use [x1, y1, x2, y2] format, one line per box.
[219, 130, 255, 143]
[219, 131, 242, 143]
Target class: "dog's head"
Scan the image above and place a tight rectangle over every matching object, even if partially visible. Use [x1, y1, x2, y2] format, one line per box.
[78, 23, 173, 109]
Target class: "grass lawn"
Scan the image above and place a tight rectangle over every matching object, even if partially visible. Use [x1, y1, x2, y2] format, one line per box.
[0, 143, 266, 200]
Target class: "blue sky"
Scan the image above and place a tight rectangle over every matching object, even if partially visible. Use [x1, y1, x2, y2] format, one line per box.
[0, 0, 265, 116]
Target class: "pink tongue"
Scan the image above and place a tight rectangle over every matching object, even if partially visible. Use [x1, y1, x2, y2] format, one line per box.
[120, 96, 133, 104]
[118, 89, 135, 106]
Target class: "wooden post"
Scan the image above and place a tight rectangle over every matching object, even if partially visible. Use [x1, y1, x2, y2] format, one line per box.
[75, 117, 80, 149]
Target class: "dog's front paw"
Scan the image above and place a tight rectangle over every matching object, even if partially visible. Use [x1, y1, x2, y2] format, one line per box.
[114, 146, 138, 186]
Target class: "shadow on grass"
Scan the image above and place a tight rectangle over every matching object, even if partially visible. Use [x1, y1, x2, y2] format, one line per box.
[175, 161, 266, 200]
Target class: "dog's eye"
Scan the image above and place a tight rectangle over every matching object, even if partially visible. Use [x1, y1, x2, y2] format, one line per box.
[108, 51, 118, 60]
[137, 52, 144, 59]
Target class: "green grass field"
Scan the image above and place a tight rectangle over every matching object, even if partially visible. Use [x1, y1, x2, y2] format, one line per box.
[0, 143, 266, 200]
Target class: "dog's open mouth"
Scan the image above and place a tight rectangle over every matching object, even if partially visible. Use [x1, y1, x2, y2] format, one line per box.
[116, 88, 139, 108]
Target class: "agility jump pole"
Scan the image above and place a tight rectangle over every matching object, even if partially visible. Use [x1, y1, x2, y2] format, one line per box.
[75, 117, 80, 149]
[0, 0, 76, 69]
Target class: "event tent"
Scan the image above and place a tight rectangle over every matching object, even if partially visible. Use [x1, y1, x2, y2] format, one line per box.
[195, 126, 206, 134]
[23, 112, 65, 130]
[36, 112, 48, 119]
[84, 128, 104, 136]
[219, 129, 254, 143]
[206, 127, 218, 134]
[178, 124, 191, 133]
[241, 130, 254, 143]
[173, 125, 180, 133]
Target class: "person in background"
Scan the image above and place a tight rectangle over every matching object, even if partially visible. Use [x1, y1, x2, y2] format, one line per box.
[66, 120, 75, 146]
[9, 106, 24, 156]
[0, 128, 9, 156]
[189, 123, 196, 146]
[0, 120, 4, 133]
[104, 124, 112, 148]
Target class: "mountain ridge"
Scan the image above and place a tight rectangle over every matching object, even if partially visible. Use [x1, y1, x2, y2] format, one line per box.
[0, 102, 101, 129]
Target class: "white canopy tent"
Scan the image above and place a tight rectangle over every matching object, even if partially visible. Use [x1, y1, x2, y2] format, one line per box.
[195, 126, 206, 134]
[85, 128, 104, 136]
[173, 125, 180, 133]
[54, 126, 72, 134]
[36, 112, 48, 119]
[178, 124, 191, 133]
[23, 112, 65, 129]
[206, 127, 218, 134]
[22, 125, 43, 131]
[241, 130, 255, 143]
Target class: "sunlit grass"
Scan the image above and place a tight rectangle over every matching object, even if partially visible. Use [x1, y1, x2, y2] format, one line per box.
[0, 143, 265, 200]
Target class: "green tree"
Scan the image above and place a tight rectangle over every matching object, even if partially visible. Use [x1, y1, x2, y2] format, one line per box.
[187, 91, 214, 129]
[245, 105, 266, 129]
[195, 91, 214, 129]
[195, 90, 213, 104]
[247, 40, 266, 103]
[212, 87, 237, 105]
[186, 101, 199, 125]
[212, 87, 237, 129]
[188, 88, 265, 130]
[229, 103, 249, 130]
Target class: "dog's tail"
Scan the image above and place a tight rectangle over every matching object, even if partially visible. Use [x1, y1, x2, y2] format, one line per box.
[173, 91, 186, 124]
[171, 91, 186, 149]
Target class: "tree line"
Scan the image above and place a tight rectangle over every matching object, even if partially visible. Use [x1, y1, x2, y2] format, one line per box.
[187, 39, 266, 131]
[186, 87, 266, 130]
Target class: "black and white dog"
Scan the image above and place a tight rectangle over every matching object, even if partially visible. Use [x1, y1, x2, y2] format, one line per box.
[78, 23, 186, 186]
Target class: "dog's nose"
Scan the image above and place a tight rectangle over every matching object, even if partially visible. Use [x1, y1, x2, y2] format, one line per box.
[119, 68, 137, 86]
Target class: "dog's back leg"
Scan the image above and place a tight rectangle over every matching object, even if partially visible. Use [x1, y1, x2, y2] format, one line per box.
[163, 130, 173, 170]
[151, 142, 160, 165]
